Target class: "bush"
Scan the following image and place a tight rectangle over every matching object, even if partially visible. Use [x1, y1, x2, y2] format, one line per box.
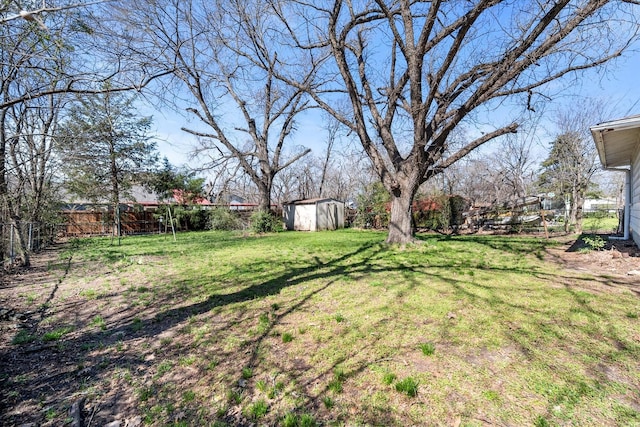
[353, 182, 390, 229]
[207, 207, 241, 230]
[413, 194, 466, 231]
[158, 205, 209, 231]
[181, 207, 210, 230]
[250, 210, 283, 233]
[581, 234, 606, 251]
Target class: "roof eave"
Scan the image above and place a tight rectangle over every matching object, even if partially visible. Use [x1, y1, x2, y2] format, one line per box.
[590, 115, 640, 169]
[589, 128, 609, 168]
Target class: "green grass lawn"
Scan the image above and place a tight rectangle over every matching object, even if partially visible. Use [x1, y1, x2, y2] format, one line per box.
[582, 215, 619, 234]
[7, 230, 640, 426]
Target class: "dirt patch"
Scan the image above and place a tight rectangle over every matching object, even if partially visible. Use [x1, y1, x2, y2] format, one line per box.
[544, 234, 640, 292]
[0, 245, 149, 426]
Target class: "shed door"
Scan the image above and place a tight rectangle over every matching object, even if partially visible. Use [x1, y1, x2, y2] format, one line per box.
[318, 202, 337, 230]
[328, 203, 337, 230]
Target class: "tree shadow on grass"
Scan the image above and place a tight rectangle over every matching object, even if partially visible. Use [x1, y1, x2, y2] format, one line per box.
[0, 238, 390, 425]
[2, 232, 639, 426]
[418, 233, 555, 258]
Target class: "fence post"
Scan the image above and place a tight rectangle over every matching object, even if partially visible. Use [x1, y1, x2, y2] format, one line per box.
[9, 223, 15, 263]
[117, 205, 122, 245]
[28, 222, 33, 251]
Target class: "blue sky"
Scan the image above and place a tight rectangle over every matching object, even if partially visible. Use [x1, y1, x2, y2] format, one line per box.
[572, 53, 640, 115]
[150, 43, 640, 172]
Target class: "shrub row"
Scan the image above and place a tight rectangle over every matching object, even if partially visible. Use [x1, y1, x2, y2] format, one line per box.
[156, 206, 283, 233]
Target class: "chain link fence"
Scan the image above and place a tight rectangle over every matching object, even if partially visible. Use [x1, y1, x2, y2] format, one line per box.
[0, 221, 59, 265]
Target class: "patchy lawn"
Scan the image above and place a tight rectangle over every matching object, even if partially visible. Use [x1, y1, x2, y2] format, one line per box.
[1, 230, 639, 426]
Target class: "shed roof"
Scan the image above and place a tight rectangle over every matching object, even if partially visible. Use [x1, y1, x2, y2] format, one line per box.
[590, 115, 640, 168]
[285, 198, 342, 205]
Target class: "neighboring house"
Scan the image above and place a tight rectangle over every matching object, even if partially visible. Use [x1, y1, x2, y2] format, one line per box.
[582, 198, 619, 214]
[590, 115, 640, 247]
[283, 198, 345, 231]
[172, 189, 213, 206]
[227, 194, 247, 210]
[61, 185, 214, 211]
[60, 185, 163, 211]
[214, 193, 271, 210]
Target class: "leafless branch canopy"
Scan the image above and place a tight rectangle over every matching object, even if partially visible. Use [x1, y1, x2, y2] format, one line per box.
[273, 0, 639, 190]
[0, 0, 172, 110]
[117, 0, 316, 208]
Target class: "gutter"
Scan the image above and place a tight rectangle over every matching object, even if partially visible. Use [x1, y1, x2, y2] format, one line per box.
[590, 128, 609, 168]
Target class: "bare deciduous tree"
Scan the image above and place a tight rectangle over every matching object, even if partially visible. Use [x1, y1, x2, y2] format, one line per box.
[0, 1, 170, 111]
[1, 92, 65, 266]
[119, 0, 314, 211]
[7, 95, 61, 222]
[318, 115, 342, 198]
[276, 0, 640, 243]
[1, 4, 76, 265]
[494, 133, 539, 201]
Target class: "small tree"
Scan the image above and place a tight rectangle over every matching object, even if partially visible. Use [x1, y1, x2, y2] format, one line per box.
[148, 158, 206, 204]
[146, 158, 211, 230]
[57, 90, 158, 236]
[538, 132, 599, 233]
[538, 101, 605, 233]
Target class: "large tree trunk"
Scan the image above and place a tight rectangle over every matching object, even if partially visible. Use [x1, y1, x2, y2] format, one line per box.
[564, 188, 583, 234]
[258, 194, 271, 212]
[386, 180, 417, 244]
[257, 177, 273, 213]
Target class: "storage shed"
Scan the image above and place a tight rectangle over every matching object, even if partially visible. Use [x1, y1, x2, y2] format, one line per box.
[590, 115, 640, 247]
[283, 198, 345, 231]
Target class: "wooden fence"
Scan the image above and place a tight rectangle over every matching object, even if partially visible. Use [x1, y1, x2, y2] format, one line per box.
[61, 211, 161, 236]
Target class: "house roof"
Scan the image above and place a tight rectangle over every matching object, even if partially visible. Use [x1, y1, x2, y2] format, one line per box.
[172, 189, 212, 205]
[590, 114, 640, 168]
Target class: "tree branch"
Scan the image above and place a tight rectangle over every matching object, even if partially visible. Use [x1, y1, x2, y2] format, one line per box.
[0, 0, 114, 24]
[425, 123, 519, 181]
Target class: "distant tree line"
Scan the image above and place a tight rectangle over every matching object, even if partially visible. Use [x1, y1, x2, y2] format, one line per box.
[2, 0, 638, 265]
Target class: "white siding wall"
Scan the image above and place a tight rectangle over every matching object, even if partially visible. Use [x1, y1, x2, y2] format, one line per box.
[631, 145, 640, 247]
[335, 201, 345, 229]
